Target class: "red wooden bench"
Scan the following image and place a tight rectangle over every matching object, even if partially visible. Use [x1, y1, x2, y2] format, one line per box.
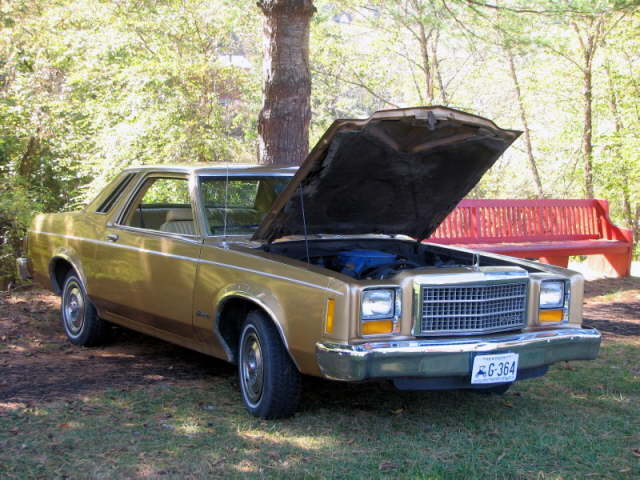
[429, 199, 634, 277]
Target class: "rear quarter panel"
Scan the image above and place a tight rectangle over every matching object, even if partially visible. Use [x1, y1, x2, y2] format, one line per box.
[30, 211, 107, 294]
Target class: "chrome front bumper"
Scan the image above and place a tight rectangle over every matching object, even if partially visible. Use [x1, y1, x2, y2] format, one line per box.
[316, 328, 601, 382]
[16, 257, 32, 281]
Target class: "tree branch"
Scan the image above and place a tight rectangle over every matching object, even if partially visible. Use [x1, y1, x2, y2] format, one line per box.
[311, 68, 400, 108]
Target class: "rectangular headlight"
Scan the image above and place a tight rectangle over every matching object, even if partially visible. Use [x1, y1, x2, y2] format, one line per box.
[360, 288, 401, 335]
[360, 288, 401, 320]
[362, 289, 396, 319]
[539, 280, 565, 309]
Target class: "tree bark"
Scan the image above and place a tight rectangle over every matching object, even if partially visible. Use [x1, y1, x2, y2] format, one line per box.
[572, 21, 600, 199]
[416, 21, 434, 103]
[581, 64, 594, 198]
[605, 57, 637, 243]
[431, 29, 448, 105]
[505, 47, 544, 198]
[257, 0, 315, 166]
[17, 136, 39, 178]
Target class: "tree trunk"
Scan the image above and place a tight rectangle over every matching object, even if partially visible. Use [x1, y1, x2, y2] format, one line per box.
[581, 65, 594, 198]
[417, 21, 434, 103]
[17, 136, 39, 178]
[257, 0, 315, 166]
[572, 21, 599, 199]
[505, 47, 544, 198]
[605, 57, 637, 243]
[431, 29, 448, 105]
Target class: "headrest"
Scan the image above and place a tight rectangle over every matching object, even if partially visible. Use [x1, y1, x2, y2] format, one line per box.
[165, 208, 193, 222]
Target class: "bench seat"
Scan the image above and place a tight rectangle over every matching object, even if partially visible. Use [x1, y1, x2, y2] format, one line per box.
[429, 199, 633, 277]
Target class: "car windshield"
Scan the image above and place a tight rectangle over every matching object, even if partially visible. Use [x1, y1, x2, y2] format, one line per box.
[199, 175, 292, 236]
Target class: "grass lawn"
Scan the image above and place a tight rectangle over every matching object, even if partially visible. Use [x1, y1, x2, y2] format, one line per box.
[1, 283, 639, 479]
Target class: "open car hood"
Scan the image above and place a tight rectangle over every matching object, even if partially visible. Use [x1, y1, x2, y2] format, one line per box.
[252, 106, 521, 243]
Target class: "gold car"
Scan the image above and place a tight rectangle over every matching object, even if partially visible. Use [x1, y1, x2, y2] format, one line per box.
[19, 107, 601, 418]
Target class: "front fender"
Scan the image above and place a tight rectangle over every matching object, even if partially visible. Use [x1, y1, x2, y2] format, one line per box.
[213, 285, 294, 366]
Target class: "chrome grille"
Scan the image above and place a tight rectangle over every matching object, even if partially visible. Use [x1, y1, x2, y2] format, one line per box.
[419, 282, 527, 335]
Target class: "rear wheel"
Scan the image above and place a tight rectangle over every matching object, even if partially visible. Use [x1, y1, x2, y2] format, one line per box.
[238, 310, 301, 419]
[61, 272, 108, 346]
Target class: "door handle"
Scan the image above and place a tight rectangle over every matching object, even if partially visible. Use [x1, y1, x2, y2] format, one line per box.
[106, 233, 119, 242]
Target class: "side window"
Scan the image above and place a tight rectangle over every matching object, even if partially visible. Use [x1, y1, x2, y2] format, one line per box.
[96, 173, 135, 214]
[122, 177, 195, 235]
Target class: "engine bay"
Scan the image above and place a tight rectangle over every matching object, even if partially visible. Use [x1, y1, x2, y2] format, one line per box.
[314, 248, 464, 280]
[262, 238, 527, 280]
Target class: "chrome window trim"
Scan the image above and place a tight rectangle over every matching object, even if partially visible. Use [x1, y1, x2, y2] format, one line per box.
[108, 224, 203, 245]
[95, 172, 137, 215]
[198, 173, 295, 178]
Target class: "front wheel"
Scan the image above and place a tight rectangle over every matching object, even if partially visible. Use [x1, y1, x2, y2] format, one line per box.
[238, 311, 301, 419]
[61, 272, 108, 346]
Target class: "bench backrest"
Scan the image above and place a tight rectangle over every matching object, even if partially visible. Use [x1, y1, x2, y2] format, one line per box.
[429, 199, 613, 244]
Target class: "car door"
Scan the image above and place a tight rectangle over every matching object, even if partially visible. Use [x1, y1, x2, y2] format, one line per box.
[91, 172, 201, 339]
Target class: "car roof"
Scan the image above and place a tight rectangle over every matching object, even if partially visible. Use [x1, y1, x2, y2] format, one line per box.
[122, 164, 298, 176]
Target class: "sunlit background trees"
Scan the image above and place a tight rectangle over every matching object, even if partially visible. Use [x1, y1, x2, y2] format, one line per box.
[1, 0, 639, 284]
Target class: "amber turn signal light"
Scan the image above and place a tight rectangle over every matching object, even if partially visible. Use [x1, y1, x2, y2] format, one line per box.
[325, 299, 335, 333]
[361, 319, 393, 335]
[539, 309, 564, 323]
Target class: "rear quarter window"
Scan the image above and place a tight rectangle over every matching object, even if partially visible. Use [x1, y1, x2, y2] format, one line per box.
[96, 173, 136, 214]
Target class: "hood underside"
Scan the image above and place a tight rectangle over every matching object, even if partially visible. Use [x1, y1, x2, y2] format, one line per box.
[252, 106, 521, 243]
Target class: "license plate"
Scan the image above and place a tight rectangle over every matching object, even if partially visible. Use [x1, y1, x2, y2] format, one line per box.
[471, 353, 519, 384]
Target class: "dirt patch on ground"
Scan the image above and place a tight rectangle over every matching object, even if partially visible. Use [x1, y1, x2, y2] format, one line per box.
[584, 276, 640, 300]
[582, 277, 640, 338]
[1, 279, 638, 407]
[0, 288, 233, 407]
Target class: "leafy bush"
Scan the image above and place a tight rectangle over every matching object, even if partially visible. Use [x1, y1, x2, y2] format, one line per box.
[0, 181, 39, 288]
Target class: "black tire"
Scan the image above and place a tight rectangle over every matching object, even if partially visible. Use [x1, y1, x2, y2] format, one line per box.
[61, 272, 108, 347]
[238, 310, 301, 419]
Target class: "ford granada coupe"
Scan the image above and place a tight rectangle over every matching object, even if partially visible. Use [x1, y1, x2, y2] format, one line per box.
[18, 107, 601, 418]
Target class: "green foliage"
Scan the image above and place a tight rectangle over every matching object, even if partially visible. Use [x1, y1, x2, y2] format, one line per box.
[0, 180, 39, 286]
[141, 178, 191, 205]
[0, 0, 639, 284]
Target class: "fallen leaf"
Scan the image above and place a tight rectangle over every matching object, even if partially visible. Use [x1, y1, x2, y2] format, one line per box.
[632, 448, 640, 458]
[391, 408, 404, 415]
[378, 461, 395, 472]
[619, 468, 631, 473]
